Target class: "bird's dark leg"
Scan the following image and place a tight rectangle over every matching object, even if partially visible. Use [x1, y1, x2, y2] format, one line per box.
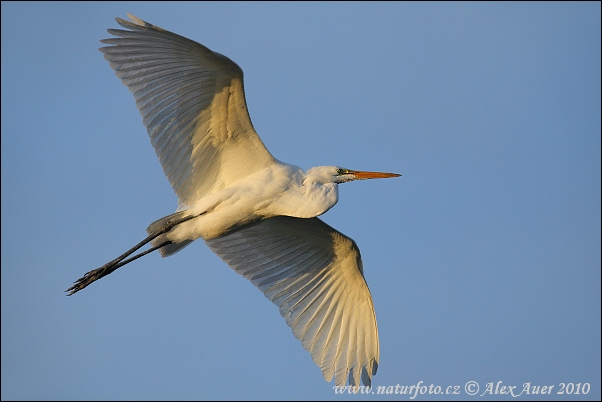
[66, 240, 173, 295]
[66, 213, 197, 295]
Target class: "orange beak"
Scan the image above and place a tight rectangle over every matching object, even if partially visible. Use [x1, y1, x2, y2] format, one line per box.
[350, 170, 401, 180]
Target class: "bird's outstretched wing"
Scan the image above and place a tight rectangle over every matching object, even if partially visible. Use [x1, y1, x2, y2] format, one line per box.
[100, 14, 276, 207]
[206, 216, 379, 387]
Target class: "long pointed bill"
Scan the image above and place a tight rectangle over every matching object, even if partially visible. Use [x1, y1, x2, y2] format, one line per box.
[350, 170, 401, 180]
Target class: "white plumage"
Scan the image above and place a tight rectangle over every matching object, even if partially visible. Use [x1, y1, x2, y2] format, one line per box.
[67, 14, 400, 388]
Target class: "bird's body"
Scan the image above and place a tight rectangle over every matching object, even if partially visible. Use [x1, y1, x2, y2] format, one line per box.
[67, 14, 400, 389]
[157, 163, 340, 245]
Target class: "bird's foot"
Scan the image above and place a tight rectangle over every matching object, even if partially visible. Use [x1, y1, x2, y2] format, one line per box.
[66, 262, 115, 295]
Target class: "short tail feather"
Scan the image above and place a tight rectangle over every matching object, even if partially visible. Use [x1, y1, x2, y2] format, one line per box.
[147, 211, 194, 257]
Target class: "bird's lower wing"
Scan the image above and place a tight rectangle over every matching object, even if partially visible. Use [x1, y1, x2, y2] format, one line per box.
[206, 216, 379, 387]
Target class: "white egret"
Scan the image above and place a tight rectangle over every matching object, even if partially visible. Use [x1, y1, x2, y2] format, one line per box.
[67, 14, 400, 388]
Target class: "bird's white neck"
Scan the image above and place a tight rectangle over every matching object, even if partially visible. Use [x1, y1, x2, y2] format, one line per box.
[254, 164, 342, 219]
[297, 178, 339, 218]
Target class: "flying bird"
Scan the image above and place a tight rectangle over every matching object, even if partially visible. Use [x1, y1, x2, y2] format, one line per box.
[67, 14, 400, 389]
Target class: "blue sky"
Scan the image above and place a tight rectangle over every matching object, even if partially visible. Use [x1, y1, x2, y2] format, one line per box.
[1, 2, 600, 400]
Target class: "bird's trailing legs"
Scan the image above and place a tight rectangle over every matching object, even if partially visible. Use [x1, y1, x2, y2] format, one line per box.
[66, 213, 198, 295]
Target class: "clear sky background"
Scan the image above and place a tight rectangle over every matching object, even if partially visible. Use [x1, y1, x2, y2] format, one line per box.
[1, 2, 600, 400]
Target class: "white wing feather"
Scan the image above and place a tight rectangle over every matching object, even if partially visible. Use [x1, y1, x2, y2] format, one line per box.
[100, 14, 380, 388]
[206, 216, 379, 387]
[99, 14, 275, 207]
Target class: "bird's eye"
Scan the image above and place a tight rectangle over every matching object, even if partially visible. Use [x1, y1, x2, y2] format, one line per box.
[336, 168, 347, 175]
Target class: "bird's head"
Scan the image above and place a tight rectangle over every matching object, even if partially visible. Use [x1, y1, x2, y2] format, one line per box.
[306, 166, 401, 184]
